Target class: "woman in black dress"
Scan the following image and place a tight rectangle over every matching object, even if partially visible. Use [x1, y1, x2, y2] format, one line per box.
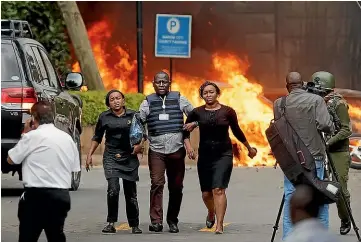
[183, 81, 257, 234]
[86, 90, 144, 235]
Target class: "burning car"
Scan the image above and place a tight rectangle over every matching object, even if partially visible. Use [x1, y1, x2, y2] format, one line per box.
[350, 134, 361, 170]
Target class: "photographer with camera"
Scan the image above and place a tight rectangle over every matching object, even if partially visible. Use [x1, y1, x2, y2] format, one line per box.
[273, 72, 335, 241]
[310, 71, 353, 235]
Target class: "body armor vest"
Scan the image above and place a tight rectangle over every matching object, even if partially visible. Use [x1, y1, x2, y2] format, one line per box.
[146, 91, 184, 136]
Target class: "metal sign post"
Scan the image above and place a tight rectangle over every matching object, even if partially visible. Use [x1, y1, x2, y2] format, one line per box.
[155, 14, 192, 84]
[136, 1, 144, 93]
[170, 58, 173, 82]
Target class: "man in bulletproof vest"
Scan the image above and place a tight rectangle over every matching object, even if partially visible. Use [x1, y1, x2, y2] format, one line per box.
[139, 71, 195, 233]
[273, 72, 335, 240]
[310, 71, 353, 235]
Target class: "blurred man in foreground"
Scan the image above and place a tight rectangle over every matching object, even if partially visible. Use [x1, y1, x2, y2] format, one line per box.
[285, 184, 339, 242]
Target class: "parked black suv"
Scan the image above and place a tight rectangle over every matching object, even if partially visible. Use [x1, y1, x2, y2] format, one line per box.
[1, 20, 83, 190]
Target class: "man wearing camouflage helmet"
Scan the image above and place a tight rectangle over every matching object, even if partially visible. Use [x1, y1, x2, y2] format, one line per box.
[311, 71, 353, 235]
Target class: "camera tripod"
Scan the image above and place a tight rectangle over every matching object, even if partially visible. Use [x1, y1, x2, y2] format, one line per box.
[270, 149, 361, 242]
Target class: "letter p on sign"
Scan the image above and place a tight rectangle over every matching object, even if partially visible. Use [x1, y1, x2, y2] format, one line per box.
[167, 18, 180, 34]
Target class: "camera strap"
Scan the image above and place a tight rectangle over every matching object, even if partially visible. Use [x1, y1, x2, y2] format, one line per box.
[278, 96, 313, 168]
[280, 96, 287, 116]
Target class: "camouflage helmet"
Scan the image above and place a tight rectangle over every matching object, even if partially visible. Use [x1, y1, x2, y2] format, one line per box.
[310, 71, 335, 91]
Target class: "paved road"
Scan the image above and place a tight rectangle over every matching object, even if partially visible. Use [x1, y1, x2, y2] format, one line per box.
[2, 167, 361, 242]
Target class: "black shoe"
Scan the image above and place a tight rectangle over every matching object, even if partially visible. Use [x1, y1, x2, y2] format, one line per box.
[340, 220, 351, 235]
[102, 224, 116, 234]
[132, 226, 143, 234]
[149, 223, 163, 232]
[206, 215, 215, 229]
[168, 223, 179, 233]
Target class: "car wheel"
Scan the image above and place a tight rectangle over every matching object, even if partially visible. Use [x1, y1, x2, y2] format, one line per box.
[71, 129, 82, 191]
[350, 134, 361, 170]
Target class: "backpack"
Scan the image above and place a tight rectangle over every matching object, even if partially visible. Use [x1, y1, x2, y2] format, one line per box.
[129, 112, 146, 147]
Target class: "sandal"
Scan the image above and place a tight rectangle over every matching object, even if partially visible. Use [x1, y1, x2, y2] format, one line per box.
[215, 225, 223, 234]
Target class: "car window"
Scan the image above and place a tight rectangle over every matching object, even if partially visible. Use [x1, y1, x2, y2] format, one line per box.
[1, 43, 21, 82]
[31, 47, 51, 87]
[38, 48, 59, 89]
[24, 45, 45, 86]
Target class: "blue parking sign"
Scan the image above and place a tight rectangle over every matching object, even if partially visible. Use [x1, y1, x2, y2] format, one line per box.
[155, 14, 192, 58]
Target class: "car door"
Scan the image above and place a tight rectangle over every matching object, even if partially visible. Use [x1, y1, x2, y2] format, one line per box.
[23, 44, 72, 134]
[37, 46, 76, 135]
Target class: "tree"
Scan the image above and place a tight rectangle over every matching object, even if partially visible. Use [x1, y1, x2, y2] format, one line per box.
[57, 1, 104, 90]
[1, 1, 71, 77]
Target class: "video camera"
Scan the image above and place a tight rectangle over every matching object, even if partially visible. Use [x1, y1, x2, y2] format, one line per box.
[303, 80, 342, 131]
[302, 81, 328, 97]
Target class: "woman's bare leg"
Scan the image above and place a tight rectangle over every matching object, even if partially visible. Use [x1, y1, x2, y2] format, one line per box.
[212, 188, 227, 233]
[202, 191, 215, 220]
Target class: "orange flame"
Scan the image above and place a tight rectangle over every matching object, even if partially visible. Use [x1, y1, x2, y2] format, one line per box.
[348, 104, 361, 132]
[350, 139, 361, 147]
[72, 20, 143, 92]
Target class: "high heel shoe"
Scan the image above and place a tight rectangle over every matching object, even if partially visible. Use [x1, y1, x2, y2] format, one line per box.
[206, 215, 215, 229]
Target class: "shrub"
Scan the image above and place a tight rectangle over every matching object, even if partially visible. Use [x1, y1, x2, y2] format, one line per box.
[71, 91, 145, 126]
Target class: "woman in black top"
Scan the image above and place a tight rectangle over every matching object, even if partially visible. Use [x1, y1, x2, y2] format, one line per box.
[184, 81, 257, 234]
[86, 90, 144, 235]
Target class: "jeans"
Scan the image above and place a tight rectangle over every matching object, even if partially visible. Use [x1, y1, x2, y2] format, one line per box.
[282, 160, 329, 240]
[107, 177, 139, 227]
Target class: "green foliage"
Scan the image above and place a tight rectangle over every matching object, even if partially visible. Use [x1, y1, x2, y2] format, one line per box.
[70, 91, 146, 126]
[1, 1, 71, 76]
